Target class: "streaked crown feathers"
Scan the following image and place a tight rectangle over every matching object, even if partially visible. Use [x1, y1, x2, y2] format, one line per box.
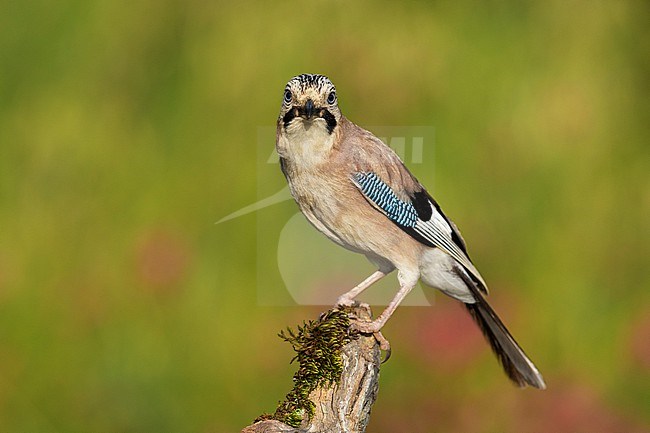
[285, 73, 336, 96]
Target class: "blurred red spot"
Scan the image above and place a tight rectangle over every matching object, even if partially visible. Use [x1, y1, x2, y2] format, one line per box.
[630, 311, 650, 371]
[408, 299, 485, 371]
[135, 229, 192, 295]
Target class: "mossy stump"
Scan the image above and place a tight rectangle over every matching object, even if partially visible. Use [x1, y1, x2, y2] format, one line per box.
[242, 305, 382, 433]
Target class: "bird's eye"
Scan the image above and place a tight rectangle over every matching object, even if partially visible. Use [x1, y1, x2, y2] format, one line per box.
[283, 89, 292, 104]
[327, 91, 336, 105]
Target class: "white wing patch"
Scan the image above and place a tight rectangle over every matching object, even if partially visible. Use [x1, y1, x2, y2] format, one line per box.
[413, 202, 487, 289]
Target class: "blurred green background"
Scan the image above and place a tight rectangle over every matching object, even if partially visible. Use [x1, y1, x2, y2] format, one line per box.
[1, 1, 649, 432]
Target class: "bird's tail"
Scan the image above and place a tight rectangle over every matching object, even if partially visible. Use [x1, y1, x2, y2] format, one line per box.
[458, 271, 546, 389]
[465, 295, 546, 389]
[465, 301, 546, 389]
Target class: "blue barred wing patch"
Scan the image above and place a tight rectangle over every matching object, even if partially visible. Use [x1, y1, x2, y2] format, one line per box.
[352, 172, 418, 227]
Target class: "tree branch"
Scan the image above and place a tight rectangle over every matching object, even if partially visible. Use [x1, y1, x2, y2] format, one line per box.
[242, 306, 382, 433]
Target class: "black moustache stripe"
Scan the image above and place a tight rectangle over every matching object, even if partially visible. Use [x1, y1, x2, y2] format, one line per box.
[282, 107, 338, 135]
[282, 108, 297, 128]
[320, 109, 337, 134]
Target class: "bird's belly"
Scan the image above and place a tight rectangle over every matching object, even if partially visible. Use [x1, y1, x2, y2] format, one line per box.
[298, 202, 355, 249]
[287, 171, 421, 272]
[300, 192, 417, 268]
[297, 198, 365, 252]
[286, 178, 351, 247]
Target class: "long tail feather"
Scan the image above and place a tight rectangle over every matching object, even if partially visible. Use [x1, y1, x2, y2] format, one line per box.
[458, 271, 546, 389]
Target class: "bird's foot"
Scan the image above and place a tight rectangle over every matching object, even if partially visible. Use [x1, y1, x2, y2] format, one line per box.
[335, 302, 392, 362]
[350, 318, 392, 362]
[351, 318, 382, 334]
[335, 295, 359, 308]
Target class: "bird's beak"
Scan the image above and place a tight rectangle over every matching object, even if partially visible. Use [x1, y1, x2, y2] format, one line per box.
[304, 99, 315, 119]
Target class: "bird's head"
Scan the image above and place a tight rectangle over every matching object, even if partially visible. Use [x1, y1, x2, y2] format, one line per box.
[278, 74, 341, 135]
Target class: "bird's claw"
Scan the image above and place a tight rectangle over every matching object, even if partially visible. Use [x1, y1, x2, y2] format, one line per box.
[350, 319, 392, 362]
[374, 331, 392, 363]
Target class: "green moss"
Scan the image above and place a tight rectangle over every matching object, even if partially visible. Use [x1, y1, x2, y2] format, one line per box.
[255, 308, 358, 428]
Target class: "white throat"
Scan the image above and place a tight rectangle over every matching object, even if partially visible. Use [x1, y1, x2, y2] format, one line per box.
[278, 119, 335, 168]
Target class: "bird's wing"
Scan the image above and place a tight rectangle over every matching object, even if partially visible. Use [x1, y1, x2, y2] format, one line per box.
[351, 170, 488, 292]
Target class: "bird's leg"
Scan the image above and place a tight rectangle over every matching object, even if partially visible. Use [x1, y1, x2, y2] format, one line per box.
[335, 270, 392, 357]
[351, 274, 418, 334]
[336, 270, 387, 307]
[348, 277, 416, 359]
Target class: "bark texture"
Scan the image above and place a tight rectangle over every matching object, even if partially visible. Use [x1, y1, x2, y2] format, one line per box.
[242, 306, 381, 433]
